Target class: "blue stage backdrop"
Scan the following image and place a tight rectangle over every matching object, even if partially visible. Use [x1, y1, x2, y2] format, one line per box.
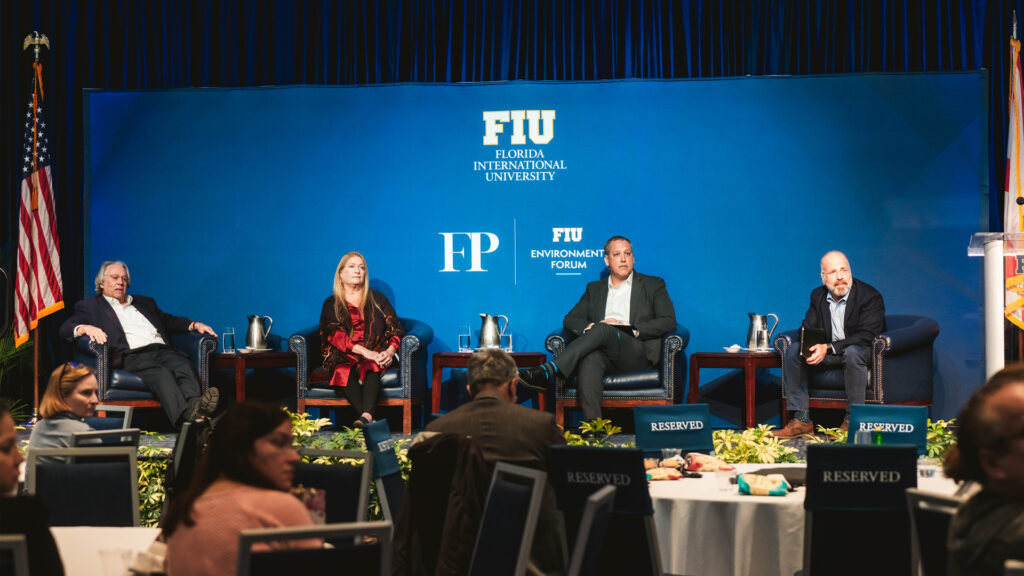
[84, 73, 986, 418]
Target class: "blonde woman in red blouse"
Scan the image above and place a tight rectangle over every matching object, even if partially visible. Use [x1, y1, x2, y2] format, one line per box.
[319, 251, 404, 428]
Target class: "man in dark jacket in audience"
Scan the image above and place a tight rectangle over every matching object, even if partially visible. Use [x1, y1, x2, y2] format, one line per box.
[426, 348, 567, 576]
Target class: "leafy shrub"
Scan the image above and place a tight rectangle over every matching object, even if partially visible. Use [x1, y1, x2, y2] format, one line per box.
[712, 425, 800, 464]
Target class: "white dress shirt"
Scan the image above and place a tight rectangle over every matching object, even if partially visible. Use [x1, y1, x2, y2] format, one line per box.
[604, 272, 633, 325]
[99, 294, 166, 349]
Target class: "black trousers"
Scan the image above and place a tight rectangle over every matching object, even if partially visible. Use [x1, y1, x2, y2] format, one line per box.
[122, 344, 201, 425]
[552, 323, 649, 421]
[334, 369, 383, 417]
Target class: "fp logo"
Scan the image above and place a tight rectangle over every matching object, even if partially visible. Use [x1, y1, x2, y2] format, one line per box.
[482, 110, 556, 146]
[440, 232, 500, 272]
[552, 228, 582, 243]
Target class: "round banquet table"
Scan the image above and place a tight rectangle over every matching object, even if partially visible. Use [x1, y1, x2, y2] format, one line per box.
[50, 526, 161, 576]
[649, 462, 958, 576]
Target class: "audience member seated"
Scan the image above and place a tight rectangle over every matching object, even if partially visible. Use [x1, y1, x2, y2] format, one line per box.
[425, 348, 567, 576]
[162, 401, 317, 576]
[943, 364, 1024, 576]
[320, 251, 403, 428]
[27, 363, 98, 455]
[0, 401, 66, 576]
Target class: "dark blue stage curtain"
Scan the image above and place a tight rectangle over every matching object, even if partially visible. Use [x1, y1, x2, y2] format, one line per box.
[0, 0, 1017, 372]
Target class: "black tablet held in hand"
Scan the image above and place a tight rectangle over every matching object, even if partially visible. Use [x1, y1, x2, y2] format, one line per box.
[800, 326, 827, 358]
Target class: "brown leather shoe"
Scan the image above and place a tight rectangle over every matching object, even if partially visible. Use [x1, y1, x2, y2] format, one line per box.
[772, 418, 815, 438]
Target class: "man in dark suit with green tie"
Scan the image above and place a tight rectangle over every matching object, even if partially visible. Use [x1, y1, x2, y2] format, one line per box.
[518, 235, 677, 421]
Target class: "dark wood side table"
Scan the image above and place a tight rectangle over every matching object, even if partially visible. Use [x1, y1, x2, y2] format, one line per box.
[212, 351, 297, 403]
[432, 351, 548, 414]
[688, 351, 781, 429]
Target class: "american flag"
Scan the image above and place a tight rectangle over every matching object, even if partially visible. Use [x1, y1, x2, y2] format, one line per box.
[14, 62, 63, 347]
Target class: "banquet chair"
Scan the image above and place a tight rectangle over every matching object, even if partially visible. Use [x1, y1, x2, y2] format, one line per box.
[86, 404, 133, 429]
[468, 463, 546, 576]
[0, 535, 29, 576]
[362, 419, 405, 522]
[567, 484, 616, 576]
[905, 488, 962, 576]
[774, 314, 939, 412]
[289, 317, 433, 434]
[803, 444, 917, 576]
[26, 445, 140, 526]
[72, 427, 141, 447]
[549, 446, 662, 576]
[73, 332, 217, 414]
[546, 324, 690, 427]
[237, 521, 392, 576]
[295, 448, 372, 524]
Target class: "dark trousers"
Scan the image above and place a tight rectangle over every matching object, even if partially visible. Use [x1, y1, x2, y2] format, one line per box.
[123, 345, 201, 425]
[334, 369, 383, 417]
[553, 323, 649, 421]
[782, 342, 871, 415]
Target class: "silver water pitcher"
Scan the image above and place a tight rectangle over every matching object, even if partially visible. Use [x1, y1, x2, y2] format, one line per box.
[246, 315, 273, 350]
[746, 313, 778, 351]
[478, 313, 509, 348]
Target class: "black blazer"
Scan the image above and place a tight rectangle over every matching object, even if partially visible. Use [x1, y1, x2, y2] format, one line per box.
[58, 294, 193, 368]
[562, 271, 677, 365]
[801, 278, 886, 355]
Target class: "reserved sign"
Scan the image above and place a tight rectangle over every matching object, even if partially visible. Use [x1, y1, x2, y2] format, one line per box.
[805, 444, 917, 511]
[847, 404, 928, 454]
[634, 404, 713, 454]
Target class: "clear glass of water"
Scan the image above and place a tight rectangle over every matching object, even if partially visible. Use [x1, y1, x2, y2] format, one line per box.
[457, 325, 471, 352]
[500, 333, 513, 352]
[223, 327, 236, 353]
[853, 429, 872, 445]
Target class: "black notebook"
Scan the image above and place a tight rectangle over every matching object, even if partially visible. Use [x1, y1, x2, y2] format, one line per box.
[800, 326, 827, 358]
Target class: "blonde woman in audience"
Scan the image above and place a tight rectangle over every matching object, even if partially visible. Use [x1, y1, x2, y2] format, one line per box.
[162, 401, 317, 576]
[27, 362, 98, 452]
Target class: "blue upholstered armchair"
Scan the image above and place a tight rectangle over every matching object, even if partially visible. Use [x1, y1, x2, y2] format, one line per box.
[72, 333, 216, 409]
[773, 314, 939, 412]
[545, 324, 690, 427]
[289, 318, 433, 435]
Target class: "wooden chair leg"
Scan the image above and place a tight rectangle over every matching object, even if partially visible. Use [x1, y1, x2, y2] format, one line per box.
[297, 398, 306, 414]
[402, 401, 412, 435]
[555, 401, 565, 428]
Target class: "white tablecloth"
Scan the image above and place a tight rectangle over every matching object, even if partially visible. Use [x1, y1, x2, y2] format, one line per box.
[649, 463, 958, 576]
[51, 526, 161, 576]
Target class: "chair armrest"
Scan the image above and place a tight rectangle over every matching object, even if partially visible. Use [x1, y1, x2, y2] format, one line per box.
[170, 332, 216, 392]
[289, 326, 320, 397]
[774, 329, 799, 354]
[545, 330, 572, 357]
[873, 318, 940, 357]
[399, 318, 433, 398]
[74, 336, 111, 399]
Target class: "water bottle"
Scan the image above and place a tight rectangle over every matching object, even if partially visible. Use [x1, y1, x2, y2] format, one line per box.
[872, 426, 884, 445]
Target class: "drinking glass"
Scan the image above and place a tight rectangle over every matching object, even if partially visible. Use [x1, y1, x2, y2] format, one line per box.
[99, 548, 134, 576]
[716, 470, 738, 492]
[853, 429, 872, 445]
[223, 327, 236, 353]
[457, 325, 472, 352]
[500, 333, 513, 352]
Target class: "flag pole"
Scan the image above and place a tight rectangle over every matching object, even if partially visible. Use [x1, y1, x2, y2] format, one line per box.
[22, 31, 50, 424]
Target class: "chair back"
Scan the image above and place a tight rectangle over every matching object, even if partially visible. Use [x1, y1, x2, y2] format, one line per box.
[567, 485, 616, 576]
[85, 404, 134, 429]
[237, 521, 392, 576]
[847, 404, 928, 454]
[295, 448, 372, 523]
[633, 403, 713, 454]
[468, 463, 546, 576]
[804, 444, 917, 576]
[905, 488, 961, 576]
[72, 427, 141, 447]
[362, 419, 405, 521]
[26, 445, 140, 526]
[549, 446, 660, 576]
[0, 535, 29, 576]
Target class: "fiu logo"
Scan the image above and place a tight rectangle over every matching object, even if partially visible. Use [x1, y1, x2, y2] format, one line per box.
[439, 232, 500, 272]
[483, 110, 555, 145]
[552, 228, 582, 243]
